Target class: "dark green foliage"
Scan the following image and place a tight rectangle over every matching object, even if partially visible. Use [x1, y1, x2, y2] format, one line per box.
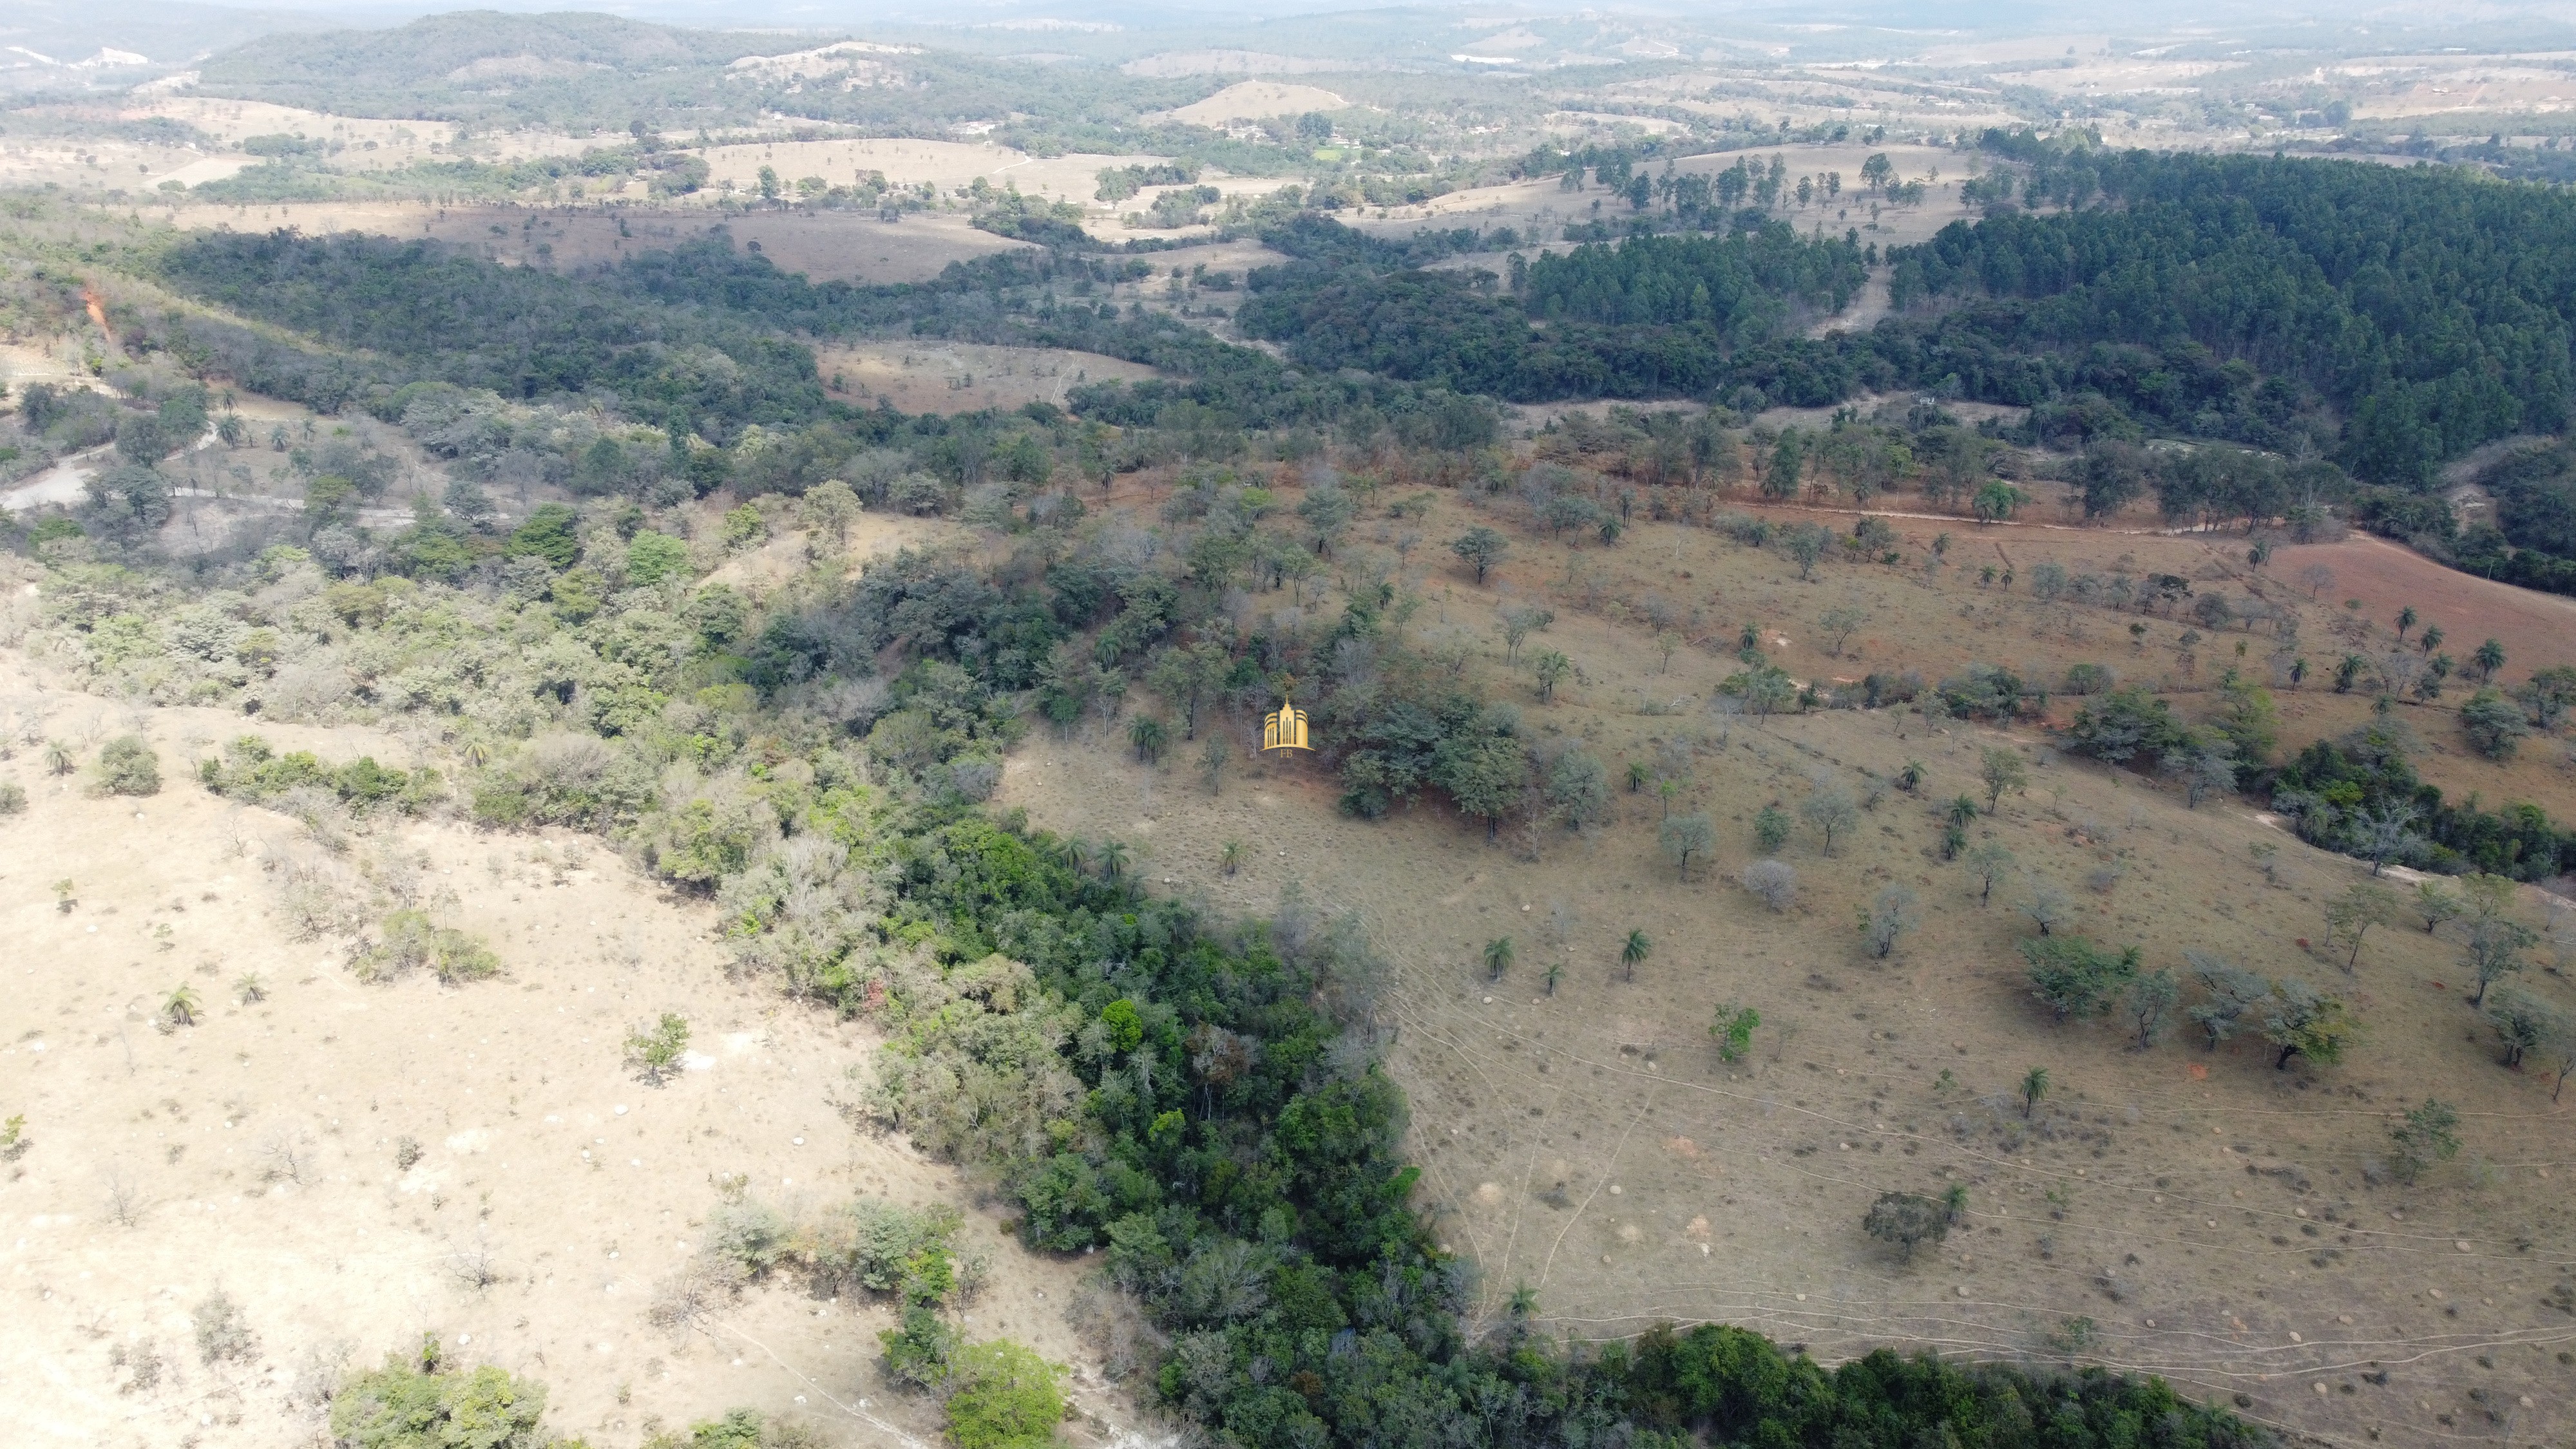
[95, 735, 161, 796]
[2267, 723, 2575, 878]
[2022, 936, 2141, 1023]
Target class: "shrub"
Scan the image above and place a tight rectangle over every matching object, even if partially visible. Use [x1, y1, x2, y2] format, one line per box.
[2021, 936, 2139, 1022]
[329, 1338, 555, 1449]
[626, 1013, 692, 1085]
[1741, 859, 1796, 911]
[356, 911, 502, 985]
[626, 530, 692, 586]
[193, 1288, 258, 1364]
[0, 781, 24, 815]
[1863, 1190, 1951, 1260]
[2459, 687, 2530, 759]
[2389, 1099, 2460, 1183]
[95, 735, 160, 796]
[944, 1339, 1067, 1449]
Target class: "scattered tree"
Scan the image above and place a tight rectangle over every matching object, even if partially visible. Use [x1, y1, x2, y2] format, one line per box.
[162, 983, 201, 1028]
[1859, 884, 1918, 959]
[2262, 980, 2356, 1069]
[1817, 605, 1868, 658]
[1500, 604, 1554, 663]
[1895, 759, 1925, 793]
[1863, 1191, 1952, 1260]
[1128, 715, 1169, 764]
[2388, 1099, 2460, 1184]
[1741, 859, 1797, 912]
[625, 1012, 691, 1086]
[1963, 842, 2016, 905]
[2018, 884, 2072, 936]
[1710, 1003, 1759, 1063]
[2483, 986, 2564, 1070]
[1619, 929, 1652, 982]
[2019, 1066, 2050, 1119]
[1532, 650, 1572, 703]
[2473, 638, 2506, 681]
[2185, 952, 2273, 1050]
[1800, 785, 1858, 854]
[1753, 804, 1791, 853]
[1450, 527, 1508, 585]
[2351, 802, 2419, 876]
[1979, 747, 2028, 811]
[96, 735, 161, 797]
[2124, 968, 2179, 1050]
[2414, 880, 2461, 933]
[2022, 936, 2139, 1023]
[944, 1338, 1069, 1449]
[1659, 812, 1717, 882]
[1484, 936, 1514, 983]
[2322, 884, 2400, 972]
[2459, 688, 2530, 759]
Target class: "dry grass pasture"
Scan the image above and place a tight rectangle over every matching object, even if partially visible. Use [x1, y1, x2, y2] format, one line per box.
[816, 341, 1159, 415]
[994, 467, 2576, 1448]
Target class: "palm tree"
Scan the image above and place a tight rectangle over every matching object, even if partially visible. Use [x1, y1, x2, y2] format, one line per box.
[1129, 715, 1169, 764]
[2019, 1066, 2049, 1119]
[1062, 837, 1091, 877]
[1098, 839, 1130, 885]
[1626, 761, 1650, 794]
[1543, 962, 1563, 997]
[1947, 794, 1980, 828]
[2474, 638, 2506, 681]
[41, 739, 73, 776]
[1620, 929, 1652, 982]
[1219, 840, 1243, 876]
[1896, 760, 1924, 793]
[2394, 605, 2417, 642]
[164, 983, 202, 1027]
[1484, 936, 1514, 982]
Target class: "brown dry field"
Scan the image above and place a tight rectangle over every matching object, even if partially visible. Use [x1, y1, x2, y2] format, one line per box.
[159, 202, 1033, 286]
[1162, 82, 1350, 126]
[0, 519, 1134, 1449]
[998, 469, 2576, 1448]
[816, 341, 1158, 415]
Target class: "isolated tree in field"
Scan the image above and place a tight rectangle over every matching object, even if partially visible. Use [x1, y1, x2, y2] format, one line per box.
[2298, 563, 2336, 601]
[1532, 650, 1571, 703]
[2388, 1099, 2460, 1184]
[1710, 1003, 1759, 1063]
[1219, 840, 1243, 876]
[1484, 936, 1514, 983]
[2262, 980, 2355, 1069]
[2185, 952, 2273, 1050]
[1817, 604, 1868, 658]
[625, 1012, 691, 1086]
[2472, 638, 2506, 682]
[1201, 735, 1229, 795]
[2483, 986, 2564, 1070]
[1895, 759, 1925, 794]
[163, 983, 201, 1028]
[2019, 884, 2072, 937]
[2415, 880, 2463, 933]
[2394, 605, 2418, 643]
[1963, 842, 2016, 905]
[2124, 968, 2179, 1050]
[2322, 883, 2400, 972]
[1979, 747, 2028, 811]
[1499, 603, 1554, 663]
[1860, 884, 1918, 959]
[2465, 911, 2535, 1007]
[1741, 859, 1797, 911]
[1801, 785, 1858, 854]
[1128, 715, 1168, 764]
[1659, 812, 1717, 882]
[2459, 688, 2530, 759]
[1946, 793, 1980, 828]
[1450, 527, 1507, 584]
[2019, 1066, 2050, 1119]
[1863, 1191, 1952, 1260]
[2023, 936, 2139, 1023]
[1619, 929, 1652, 981]
[1753, 804, 1791, 853]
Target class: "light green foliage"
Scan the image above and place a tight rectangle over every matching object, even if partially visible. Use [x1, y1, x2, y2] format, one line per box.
[868, 954, 1083, 1165]
[2483, 986, 2564, 1070]
[2322, 884, 2400, 971]
[2389, 1099, 2461, 1184]
[1710, 1003, 1759, 1063]
[199, 735, 443, 814]
[721, 502, 767, 550]
[2262, 980, 2357, 1069]
[356, 910, 502, 985]
[1963, 842, 2016, 904]
[2414, 880, 2462, 933]
[2124, 969, 2179, 1049]
[1978, 746, 2027, 809]
[329, 1338, 558, 1449]
[944, 1339, 1067, 1449]
[625, 530, 691, 586]
[1800, 784, 1856, 853]
[2459, 687, 2529, 759]
[2021, 936, 2139, 1023]
[638, 768, 779, 889]
[626, 1013, 691, 1085]
[1858, 884, 1916, 958]
[2185, 952, 2273, 1050]
[95, 735, 161, 796]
